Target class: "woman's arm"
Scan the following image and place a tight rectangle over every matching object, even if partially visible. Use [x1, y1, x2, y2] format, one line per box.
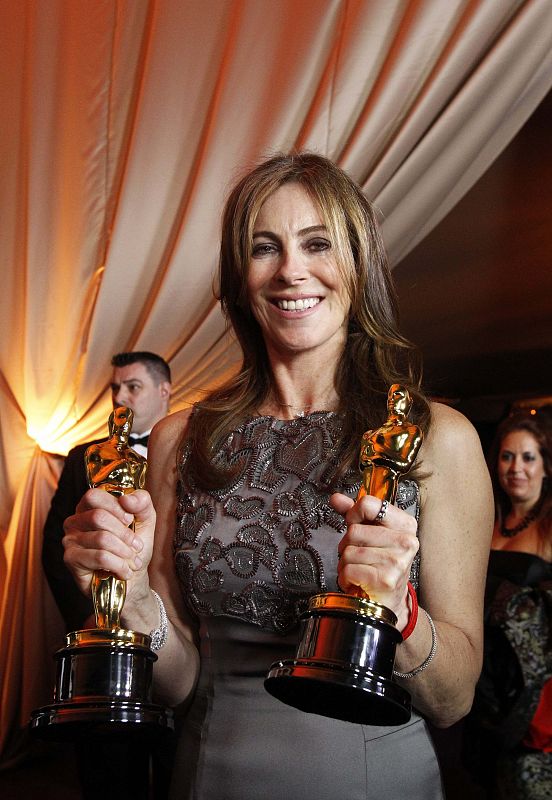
[63, 409, 200, 709]
[332, 402, 494, 727]
[398, 403, 494, 726]
[137, 409, 200, 707]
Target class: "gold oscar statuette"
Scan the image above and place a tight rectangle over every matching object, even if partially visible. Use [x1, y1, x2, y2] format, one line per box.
[265, 385, 423, 725]
[30, 407, 173, 739]
[84, 405, 147, 629]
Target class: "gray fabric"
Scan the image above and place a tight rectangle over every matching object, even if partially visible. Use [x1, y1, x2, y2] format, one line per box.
[171, 618, 443, 800]
[171, 413, 441, 799]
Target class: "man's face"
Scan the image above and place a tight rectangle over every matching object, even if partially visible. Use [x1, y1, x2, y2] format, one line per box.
[110, 362, 170, 433]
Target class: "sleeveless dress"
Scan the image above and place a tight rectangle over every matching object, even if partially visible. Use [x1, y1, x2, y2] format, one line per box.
[171, 413, 443, 800]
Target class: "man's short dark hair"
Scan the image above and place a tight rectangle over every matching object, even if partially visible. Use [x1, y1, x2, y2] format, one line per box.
[111, 351, 171, 384]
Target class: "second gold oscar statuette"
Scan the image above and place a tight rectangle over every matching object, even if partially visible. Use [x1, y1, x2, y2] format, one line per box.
[265, 384, 423, 726]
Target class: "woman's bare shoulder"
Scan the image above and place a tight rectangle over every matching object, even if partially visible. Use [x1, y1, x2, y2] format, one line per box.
[149, 408, 193, 449]
[426, 401, 481, 451]
[419, 401, 489, 498]
[146, 409, 194, 477]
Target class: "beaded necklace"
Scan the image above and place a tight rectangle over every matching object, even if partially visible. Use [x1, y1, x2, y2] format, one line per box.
[500, 500, 542, 538]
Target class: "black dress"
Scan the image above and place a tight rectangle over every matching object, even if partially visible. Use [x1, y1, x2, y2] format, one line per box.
[463, 550, 552, 799]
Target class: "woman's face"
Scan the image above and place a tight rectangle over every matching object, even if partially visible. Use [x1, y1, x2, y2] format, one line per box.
[497, 430, 546, 506]
[246, 182, 350, 360]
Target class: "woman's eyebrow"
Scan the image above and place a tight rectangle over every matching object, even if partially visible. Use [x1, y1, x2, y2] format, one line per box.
[297, 224, 327, 235]
[252, 224, 328, 239]
[252, 230, 278, 240]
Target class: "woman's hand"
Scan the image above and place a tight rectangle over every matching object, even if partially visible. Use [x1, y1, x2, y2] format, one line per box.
[330, 492, 419, 630]
[62, 487, 156, 608]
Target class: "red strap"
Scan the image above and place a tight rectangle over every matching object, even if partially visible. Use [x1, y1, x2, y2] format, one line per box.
[400, 582, 419, 641]
[523, 679, 552, 752]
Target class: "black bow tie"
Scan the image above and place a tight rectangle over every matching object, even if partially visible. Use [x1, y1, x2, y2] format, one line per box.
[129, 434, 149, 448]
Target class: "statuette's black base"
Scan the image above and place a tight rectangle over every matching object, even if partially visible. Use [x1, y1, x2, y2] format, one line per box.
[265, 659, 410, 726]
[30, 699, 173, 740]
[265, 593, 411, 726]
[30, 627, 173, 741]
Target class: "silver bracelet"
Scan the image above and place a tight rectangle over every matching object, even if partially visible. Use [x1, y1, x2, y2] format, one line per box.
[149, 589, 168, 651]
[393, 608, 437, 679]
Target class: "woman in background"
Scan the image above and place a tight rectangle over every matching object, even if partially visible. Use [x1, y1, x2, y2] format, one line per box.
[465, 412, 552, 799]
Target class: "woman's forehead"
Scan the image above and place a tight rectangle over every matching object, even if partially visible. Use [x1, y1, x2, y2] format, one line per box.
[253, 183, 324, 231]
[501, 429, 540, 451]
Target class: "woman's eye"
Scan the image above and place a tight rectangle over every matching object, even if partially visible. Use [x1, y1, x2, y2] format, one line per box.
[252, 242, 277, 257]
[523, 454, 536, 462]
[306, 238, 331, 252]
[500, 453, 512, 462]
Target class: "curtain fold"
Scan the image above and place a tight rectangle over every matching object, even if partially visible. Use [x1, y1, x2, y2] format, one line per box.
[0, 450, 64, 760]
[1, 0, 551, 761]
[375, 0, 552, 262]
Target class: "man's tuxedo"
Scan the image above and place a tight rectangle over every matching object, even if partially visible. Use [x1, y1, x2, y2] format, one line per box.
[42, 440, 102, 631]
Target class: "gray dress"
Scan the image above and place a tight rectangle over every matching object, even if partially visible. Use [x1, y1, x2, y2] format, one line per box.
[171, 413, 443, 799]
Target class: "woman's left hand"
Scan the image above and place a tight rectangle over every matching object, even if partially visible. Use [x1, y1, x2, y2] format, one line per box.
[330, 492, 419, 630]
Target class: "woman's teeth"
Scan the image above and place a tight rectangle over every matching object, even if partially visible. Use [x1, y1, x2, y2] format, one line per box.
[276, 298, 320, 311]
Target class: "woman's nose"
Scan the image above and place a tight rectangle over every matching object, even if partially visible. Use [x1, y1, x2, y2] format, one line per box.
[275, 250, 307, 284]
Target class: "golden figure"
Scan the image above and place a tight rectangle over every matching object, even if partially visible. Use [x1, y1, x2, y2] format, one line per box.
[358, 384, 423, 504]
[85, 406, 147, 629]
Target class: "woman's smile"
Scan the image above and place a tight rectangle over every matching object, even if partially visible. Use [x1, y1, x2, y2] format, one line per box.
[271, 295, 321, 312]
[247, 182, 350, 359]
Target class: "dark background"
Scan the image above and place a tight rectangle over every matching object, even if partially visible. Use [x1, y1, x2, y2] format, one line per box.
[394, 89, 552, 453]
[394, 89, 552, 799]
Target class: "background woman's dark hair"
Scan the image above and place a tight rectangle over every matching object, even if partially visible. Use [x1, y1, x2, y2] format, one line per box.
[489, 412, 552, 541]
[185, 152, 431, 489]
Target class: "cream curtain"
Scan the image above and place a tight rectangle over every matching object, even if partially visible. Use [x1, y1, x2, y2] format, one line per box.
[1, 0, 551, 761]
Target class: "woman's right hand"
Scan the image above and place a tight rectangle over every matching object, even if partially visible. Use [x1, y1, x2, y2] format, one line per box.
[62, 487, 156, 608]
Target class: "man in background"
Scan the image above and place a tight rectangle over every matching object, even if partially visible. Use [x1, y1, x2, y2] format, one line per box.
[42, 350, 171, 632]
[41, 351, 172, 800]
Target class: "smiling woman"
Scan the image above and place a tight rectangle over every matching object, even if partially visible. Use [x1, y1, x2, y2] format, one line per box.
[247, 182, 350, 370]
[62, 152, 494, 800]
[464, 412, 552, 799]
[491, 414, 552, 558]
[197, 152, 424, 490]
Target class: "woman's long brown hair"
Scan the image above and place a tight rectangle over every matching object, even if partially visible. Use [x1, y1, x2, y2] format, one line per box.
[184, 152, 431, 489]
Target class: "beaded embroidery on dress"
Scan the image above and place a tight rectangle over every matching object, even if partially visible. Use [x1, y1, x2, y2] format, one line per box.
[175, 412, 420, 635]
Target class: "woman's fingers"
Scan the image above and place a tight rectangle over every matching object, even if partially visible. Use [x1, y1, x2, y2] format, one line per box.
[75, 487, 129, 516]
[63, 488, 156, 590]
[117, 489, 157, 527]
[329, 493, 355, 515]
[330, 491, 418, 619]
[63, 519, 142, 561]
[330, 492, 417, 532]
[63, 541, 137, 582]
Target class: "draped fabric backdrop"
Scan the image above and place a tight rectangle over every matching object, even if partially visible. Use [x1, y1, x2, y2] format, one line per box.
[1, 0, 551, 763]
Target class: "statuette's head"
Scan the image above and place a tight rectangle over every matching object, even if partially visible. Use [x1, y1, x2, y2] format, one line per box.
[108, 406, 134, 438]
[388, 384, 410, 418]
